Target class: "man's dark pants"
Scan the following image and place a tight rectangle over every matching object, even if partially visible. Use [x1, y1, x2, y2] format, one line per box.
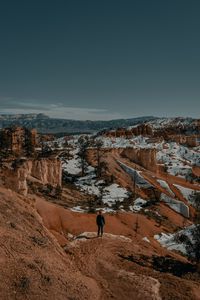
[98, 225, 104, 236]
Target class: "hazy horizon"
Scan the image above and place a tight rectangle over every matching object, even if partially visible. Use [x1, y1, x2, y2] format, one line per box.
[0, 110, 198, 122]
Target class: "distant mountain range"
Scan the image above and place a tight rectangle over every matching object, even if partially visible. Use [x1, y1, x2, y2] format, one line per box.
[0, 113, 157, 134]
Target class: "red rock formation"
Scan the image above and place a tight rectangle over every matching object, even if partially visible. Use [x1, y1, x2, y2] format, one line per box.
[0, 126, 38, 155]
[3, 163, 29, 195]
[115, 128, 127, 137]
[1, 157, 62, 196]
[165, 135, 199, 147]
[131, 124, 153, 136]
[103, 119, 200, 146]
[29, 158, 62, 187]
[122, 147, 158, 172]
[30, 128, 38, 147]
[104, 124, 153, 138]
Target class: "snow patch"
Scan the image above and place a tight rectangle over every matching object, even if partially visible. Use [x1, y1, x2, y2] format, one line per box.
[70, 206, 86, 213]
[76, 232, 132, 242]
[130, 198, 147, 212]
[142, 237, 150, 243]
[160, 193, 189, 218]
[102, 184, 129, 207]
[154, 225, 195, 255]
[118, 161, 152, 189]
[173, 184, 196, 204]
[157, 179, 174, 196]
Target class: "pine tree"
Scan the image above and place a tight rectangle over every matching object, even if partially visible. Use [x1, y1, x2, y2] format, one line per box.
[24, 128, 34, 156]
[78, 136, 89, 176]
[55, 185, 62, 199]
[93, 139, 103, 177]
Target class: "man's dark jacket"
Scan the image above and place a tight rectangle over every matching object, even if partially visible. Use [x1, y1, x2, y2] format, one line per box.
[96, 215, 105, 226]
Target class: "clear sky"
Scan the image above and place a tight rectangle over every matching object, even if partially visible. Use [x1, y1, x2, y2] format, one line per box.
[0, 0, 199, 120]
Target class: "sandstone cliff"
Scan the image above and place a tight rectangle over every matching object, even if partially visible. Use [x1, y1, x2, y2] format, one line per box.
[1, 158, 62, 196]
[122, 147, 158, 172]
[28, 158, 62, 187]
[0, 126, 38, 156]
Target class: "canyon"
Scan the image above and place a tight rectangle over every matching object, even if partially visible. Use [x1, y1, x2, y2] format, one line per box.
[0, 118, 200, 299]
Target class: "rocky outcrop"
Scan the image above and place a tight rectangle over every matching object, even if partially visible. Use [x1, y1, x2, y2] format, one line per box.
[166, 135, 199, 147]
[131, 124, 153, 136]
[105, 124, 153, 138]
[3, 163, 29, 195]
[28, 158, 62, 187]
[103, 118, 200, 147]
[122, 147, 158, 172]
[2, 158, 62, 196]
[87, 147, 158, 173]
[0, 126, 38, 155]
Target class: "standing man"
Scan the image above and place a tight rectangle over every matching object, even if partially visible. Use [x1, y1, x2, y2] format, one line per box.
[96, 210, 105, 237]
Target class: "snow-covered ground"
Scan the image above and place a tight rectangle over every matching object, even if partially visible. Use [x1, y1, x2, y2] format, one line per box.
[147, 117, 195, 130]
[160, 193, 189, 218]
[96, 135, 200, 180]
[62, 148, 82, 175]
[129, 198, 147, 212]
[173, 184, 198, 206]
[102, 184, 129, 206]
[50, 131, 199, 215]
[59, 137, 131, 212]
[100, 136, 199, 180]
[70, 206, 87, 213]
[142, 236, 150, 243]
[52, 130, 200, 182]
[76, 172, 130, 208]
[75, 171, 102, 196]
[73, 177, 129, 212]
[157, 142, 200, 178]
[155, 232, 187, 254]
[154, 225, 195, 256]
[98, 135, 150, 149]
[157, 179, 174, 196]
[118, 161, 152, 189]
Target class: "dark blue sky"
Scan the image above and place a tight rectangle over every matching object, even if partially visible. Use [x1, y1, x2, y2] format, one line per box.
[0, 0, 199, 119]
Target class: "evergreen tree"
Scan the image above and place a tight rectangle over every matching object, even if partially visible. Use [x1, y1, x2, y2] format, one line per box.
[93, 139, 103, 177]
[78, 136, 89, 176]
[55, 184, 62, 199]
